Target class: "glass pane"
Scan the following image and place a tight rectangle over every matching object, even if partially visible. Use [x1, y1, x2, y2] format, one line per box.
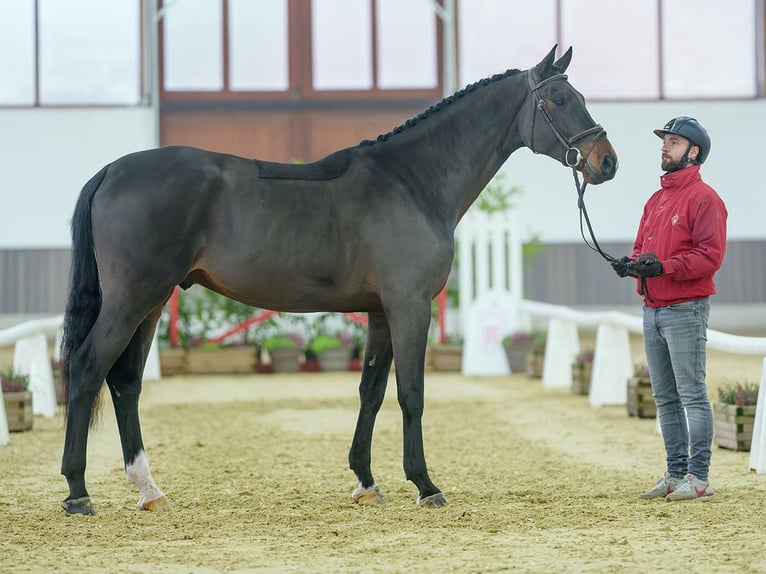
[312, 0, 372, 90]
[562, 0, 659, 99]
[458, 0, 557, 85]
[164, 0, 223, 91]
[38, 0, 140, 104]
[377, 0, 437, 89]
[0, 0, 35, 105]
[229, 0, 289, 91]
[662, 0, 756, 98]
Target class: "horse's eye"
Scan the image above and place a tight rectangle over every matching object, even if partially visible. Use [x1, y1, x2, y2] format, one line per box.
[552, 93, 567, 106]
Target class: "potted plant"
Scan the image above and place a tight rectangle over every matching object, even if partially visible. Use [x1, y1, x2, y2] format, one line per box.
[714, 381, 759, 451]
[501, 331, 533, 374]
[525, 330, 547, 378]
[627, 362, 656, 418]
[305, 314, 360, 372]
[571, 349, 594, 395]
[1, 367, 33, 432]
[260, 333, 303, 373]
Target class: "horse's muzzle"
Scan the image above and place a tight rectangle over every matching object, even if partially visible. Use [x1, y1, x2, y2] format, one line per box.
[580, 136, 618, 184]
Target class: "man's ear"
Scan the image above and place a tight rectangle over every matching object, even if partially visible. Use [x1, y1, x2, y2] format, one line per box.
[689, 145, 699, 161]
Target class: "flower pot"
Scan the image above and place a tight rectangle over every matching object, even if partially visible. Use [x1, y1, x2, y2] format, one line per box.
[502, 343, 529, 373]
[319, 344, 353, 371]
[268, 347, 302, 373]
[714, 403, 756, 451]
[4, 391, 33, 432]
[627, 376, 656, 418]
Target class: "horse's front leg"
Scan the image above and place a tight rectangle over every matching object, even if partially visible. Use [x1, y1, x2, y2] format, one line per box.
[389, 299, 447, 508]
[349, 311, 394, 505]
[107, 311, 170, 512]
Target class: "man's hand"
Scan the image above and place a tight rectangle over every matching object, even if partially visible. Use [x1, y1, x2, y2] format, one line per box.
[630, 252, 663, 277]
[611, 256, 632, 278]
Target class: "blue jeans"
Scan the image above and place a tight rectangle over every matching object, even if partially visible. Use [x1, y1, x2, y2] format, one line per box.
[643, 298, 713, 482]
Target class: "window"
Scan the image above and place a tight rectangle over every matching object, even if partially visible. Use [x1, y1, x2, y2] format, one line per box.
[0, 0, 141, 106]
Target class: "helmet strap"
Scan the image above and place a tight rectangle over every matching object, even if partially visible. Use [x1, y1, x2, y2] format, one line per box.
[665, 142, 696, 173]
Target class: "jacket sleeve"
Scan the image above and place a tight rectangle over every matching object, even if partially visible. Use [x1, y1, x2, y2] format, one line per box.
[661, 196, 727, 281]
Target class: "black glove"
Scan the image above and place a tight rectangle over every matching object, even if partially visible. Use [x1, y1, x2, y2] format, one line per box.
[630, 252, 663, 277]
[611, 256, 632, 278]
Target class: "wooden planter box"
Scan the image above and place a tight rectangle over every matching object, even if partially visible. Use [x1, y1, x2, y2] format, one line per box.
[159, 347, 188, 376]
[429, 345, 463, 372]
[185, 346, 257, 375]
[4, 391, 33, 432]
[526, 353, 544, 378]
[571, 362, 592, 395]
[627, 376, 656, 418]
[714, 403, 756, 451]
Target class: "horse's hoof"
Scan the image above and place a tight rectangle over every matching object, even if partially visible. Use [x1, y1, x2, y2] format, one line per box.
[139, 495, 171, 512]
[417, 492, 448, 508]
[61, 496, 97, 516]
[352, 484, 386, 505]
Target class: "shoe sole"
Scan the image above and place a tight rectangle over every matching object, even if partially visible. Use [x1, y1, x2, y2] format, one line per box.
[665, 494, 714, 502]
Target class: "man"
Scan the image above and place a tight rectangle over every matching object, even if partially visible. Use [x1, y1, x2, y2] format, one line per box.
[612, 117, 727, 502]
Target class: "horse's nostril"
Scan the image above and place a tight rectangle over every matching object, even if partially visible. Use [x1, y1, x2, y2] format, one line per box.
[601, 154, 617, 178]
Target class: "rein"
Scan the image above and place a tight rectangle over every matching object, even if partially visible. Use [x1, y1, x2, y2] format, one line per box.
[527, 70, 618, 264]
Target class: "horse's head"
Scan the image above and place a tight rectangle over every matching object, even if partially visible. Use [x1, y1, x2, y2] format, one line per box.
[522, 46, 617, 185]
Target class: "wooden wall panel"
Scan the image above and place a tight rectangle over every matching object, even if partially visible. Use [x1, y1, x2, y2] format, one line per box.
[160, 108, 423, 163]
[304, 109, 420, 160]
[161, 111, 294, 162]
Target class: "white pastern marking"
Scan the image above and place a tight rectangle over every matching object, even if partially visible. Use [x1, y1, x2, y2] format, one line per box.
[125, 450, 166, 508]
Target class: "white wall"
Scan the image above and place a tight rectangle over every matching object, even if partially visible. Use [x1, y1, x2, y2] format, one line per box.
[498, 99, 766, 244]
[0, 107, 154, 248]
[0, 100, 763, 250]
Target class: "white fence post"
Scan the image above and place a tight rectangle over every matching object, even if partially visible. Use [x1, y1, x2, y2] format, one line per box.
[0, 388, 9, 446]
[541, 317, 580, 389]
[749, 358, 766, 474]
[588, 324, 633, 407]
[14, 333, 57, 418]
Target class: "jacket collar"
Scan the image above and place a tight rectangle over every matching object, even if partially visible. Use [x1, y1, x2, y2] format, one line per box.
[660, 164, 701, 190]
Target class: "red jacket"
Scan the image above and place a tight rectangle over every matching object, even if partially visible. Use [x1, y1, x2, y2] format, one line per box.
[632, 164, 727, 308]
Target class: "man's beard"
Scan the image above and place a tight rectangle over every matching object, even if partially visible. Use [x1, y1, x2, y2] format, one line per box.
[661, 156, 682, 172]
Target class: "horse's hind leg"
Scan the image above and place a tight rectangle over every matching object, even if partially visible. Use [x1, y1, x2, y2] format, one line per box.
[61, 302, 150, 515]
[106, 304, 170, 511]
[349, 312, 394, 505]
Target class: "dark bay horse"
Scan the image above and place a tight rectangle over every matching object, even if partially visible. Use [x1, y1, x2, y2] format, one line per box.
[60, 46, 617, 515]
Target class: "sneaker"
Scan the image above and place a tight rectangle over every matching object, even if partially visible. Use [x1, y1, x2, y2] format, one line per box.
[665, 473, 714, 502]
[639, 472, 683, 499]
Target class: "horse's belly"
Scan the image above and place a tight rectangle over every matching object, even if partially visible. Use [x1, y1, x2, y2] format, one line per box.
[192, 267, 380, 313]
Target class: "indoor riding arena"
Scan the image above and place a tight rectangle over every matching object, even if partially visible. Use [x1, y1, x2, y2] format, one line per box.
[1, 341, 765, 573]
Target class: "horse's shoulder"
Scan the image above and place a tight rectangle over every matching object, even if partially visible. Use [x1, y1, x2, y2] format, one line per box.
[254, 148, 355, 181]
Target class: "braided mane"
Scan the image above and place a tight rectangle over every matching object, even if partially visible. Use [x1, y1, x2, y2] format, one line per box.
[359, 68, 521, 147]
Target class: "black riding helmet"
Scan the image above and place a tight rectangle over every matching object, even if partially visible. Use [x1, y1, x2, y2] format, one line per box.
[653, 116, 711, 165]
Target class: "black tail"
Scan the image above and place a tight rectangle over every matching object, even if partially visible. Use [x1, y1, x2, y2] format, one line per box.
[60, 165, 109, 423]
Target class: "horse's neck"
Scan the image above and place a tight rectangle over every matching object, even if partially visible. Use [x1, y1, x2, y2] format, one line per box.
[375, 76, 527, 226]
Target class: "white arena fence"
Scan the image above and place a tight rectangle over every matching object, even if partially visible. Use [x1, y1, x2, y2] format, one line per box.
[1, 296, 764, 474]
[0, 315, 160, 446]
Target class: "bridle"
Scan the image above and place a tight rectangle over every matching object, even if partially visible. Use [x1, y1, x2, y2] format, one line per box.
[527, 70, 618, 264]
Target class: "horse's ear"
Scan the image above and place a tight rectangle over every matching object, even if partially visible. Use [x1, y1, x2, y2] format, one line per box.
[553, 46, 573, 74]
[532, 45, 559, 81]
